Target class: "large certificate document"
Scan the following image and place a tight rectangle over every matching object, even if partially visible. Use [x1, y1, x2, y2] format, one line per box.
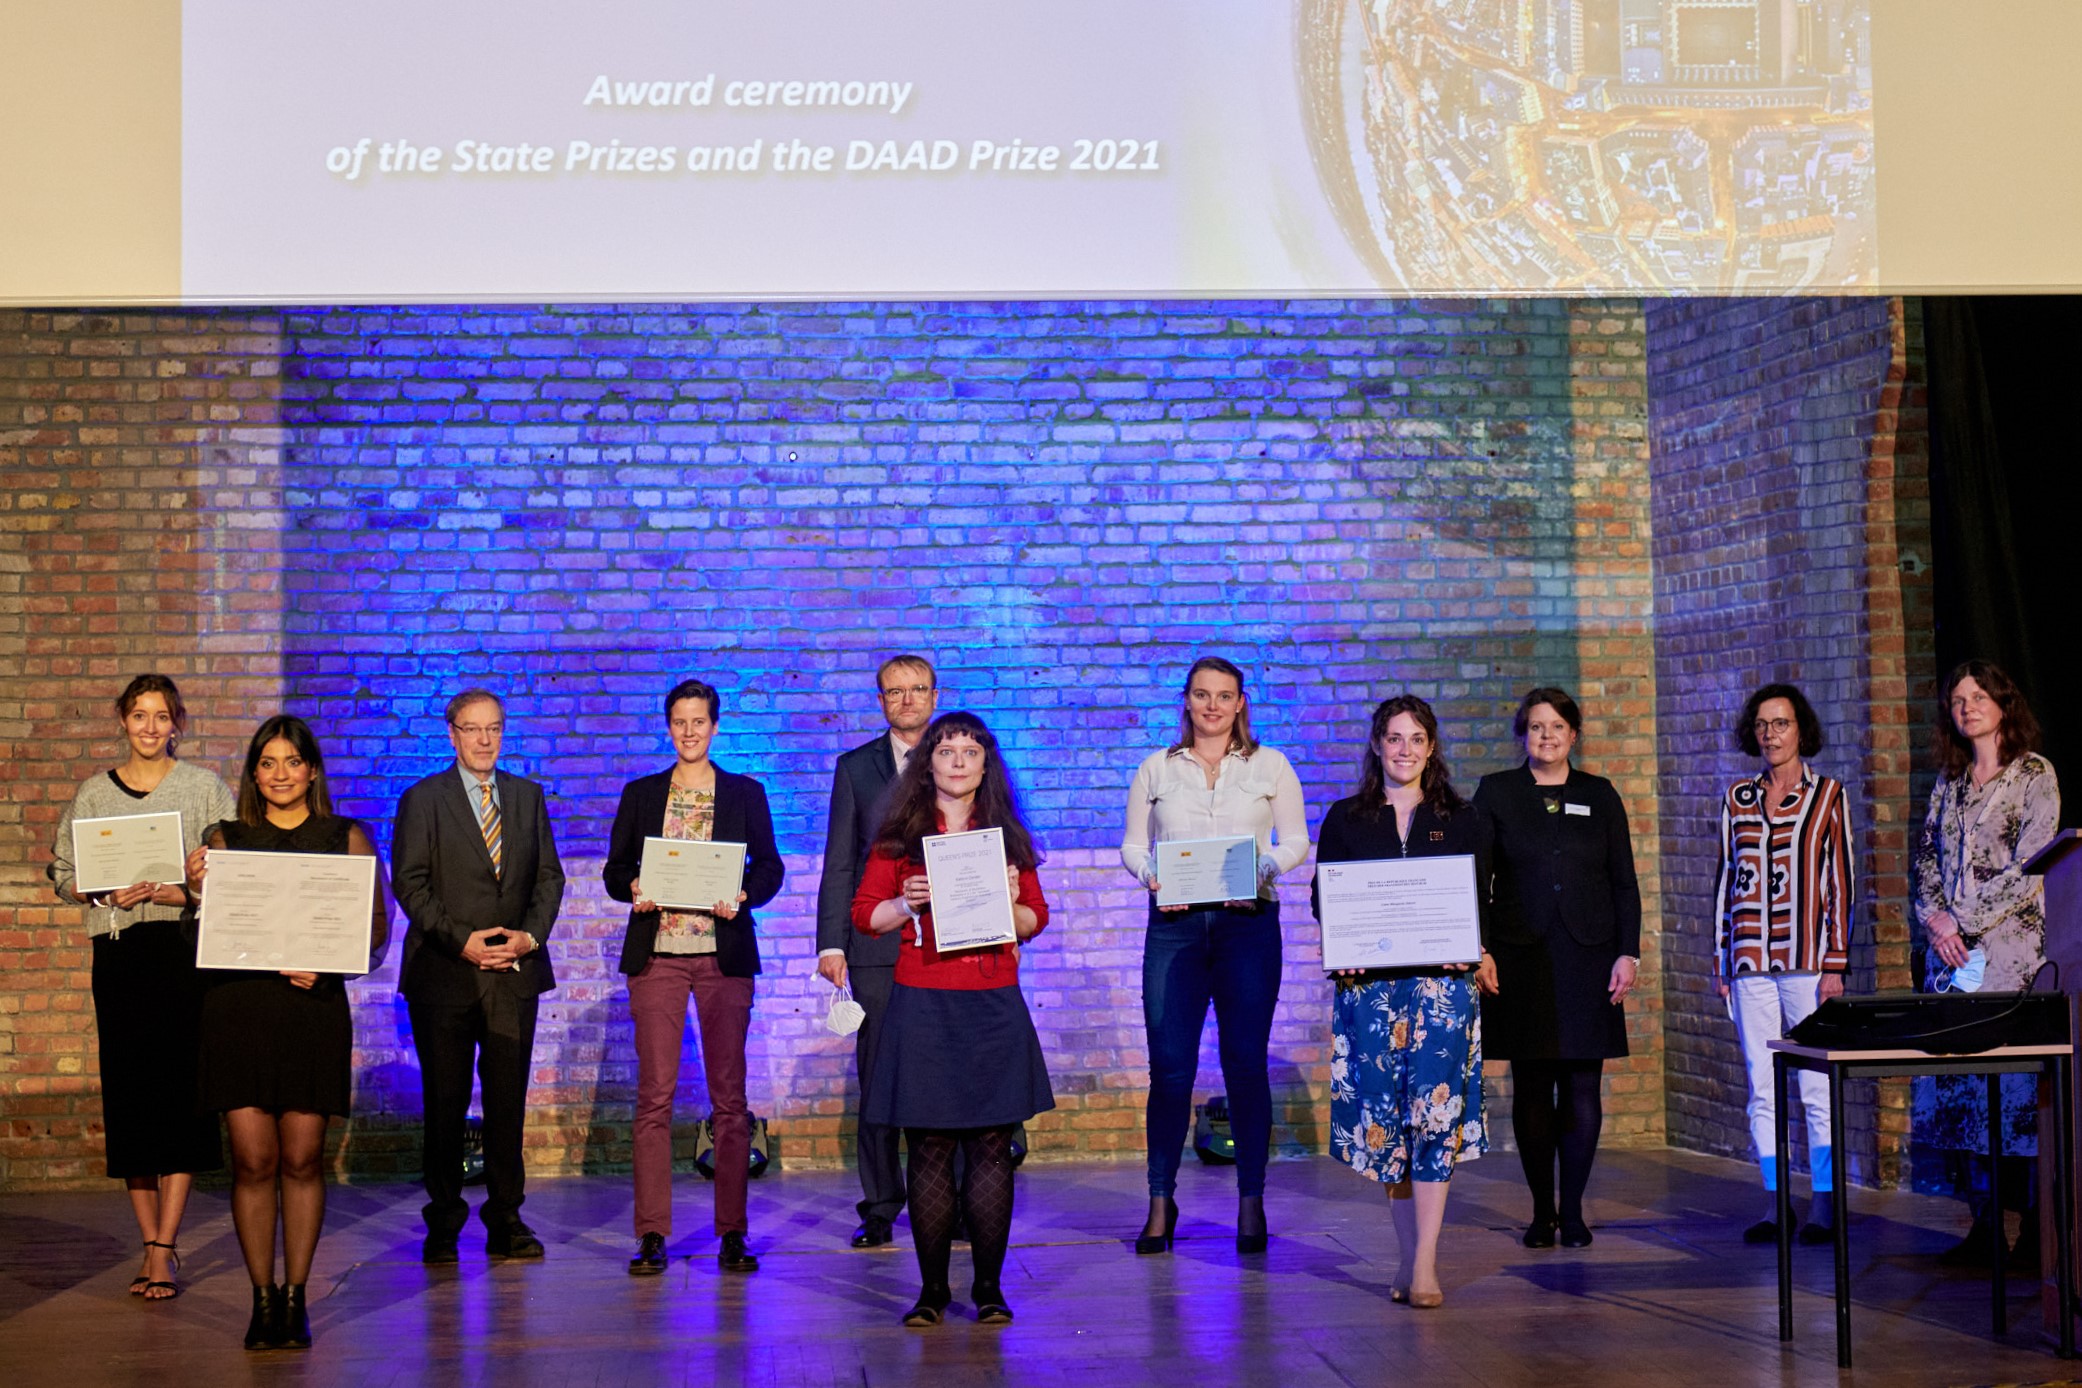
[923, 827, 1017, 953]
[1154, 835, 1258, 907]
[640, 837, 747, 912]
[1317, 854, 1482, 971]
[70, 811, 186, 893]
[196, 850, 376, 974]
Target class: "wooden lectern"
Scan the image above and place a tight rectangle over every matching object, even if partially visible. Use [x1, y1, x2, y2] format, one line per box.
[2029, 828, 2082, 1338]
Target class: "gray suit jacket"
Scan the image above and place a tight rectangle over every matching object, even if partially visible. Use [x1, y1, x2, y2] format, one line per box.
[392, 766, 565, 1004]
[815, 734, 902, 967]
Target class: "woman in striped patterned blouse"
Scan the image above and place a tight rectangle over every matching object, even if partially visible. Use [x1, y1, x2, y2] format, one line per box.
[1711, 683, 1853, 1246]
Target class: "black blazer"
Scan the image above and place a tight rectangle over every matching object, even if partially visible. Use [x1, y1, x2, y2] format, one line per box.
[604, 764, 785, 979]
[813, 734, 903, 968]
[1310, 794, 1495, 962]
[392, 767, 566, 1004]
[1473, 763, 1641, 955]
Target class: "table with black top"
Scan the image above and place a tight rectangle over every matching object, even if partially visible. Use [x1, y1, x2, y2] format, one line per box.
[1768, 1039, 2075, 1367]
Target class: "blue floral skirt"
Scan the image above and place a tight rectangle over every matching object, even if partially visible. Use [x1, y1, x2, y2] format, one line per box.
[1330, 974, 1486, 1184]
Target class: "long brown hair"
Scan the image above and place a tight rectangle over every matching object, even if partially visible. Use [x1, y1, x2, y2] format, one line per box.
[1935, 659, 2041, 779]
[871, 711, 1039, 869]
[1166, 656, 1260, 756]
[235, 715, 335, 826]
[1352, 694, 1464, 819]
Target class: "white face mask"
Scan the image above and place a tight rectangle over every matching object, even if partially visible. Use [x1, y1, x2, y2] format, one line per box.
[1948, 947, 1988, 995]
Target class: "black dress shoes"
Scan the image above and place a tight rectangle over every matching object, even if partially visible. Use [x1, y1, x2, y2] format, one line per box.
[629, 1231, 668, 1275]
[851, 1217, 895, 1249]
[1522, 1219, 1559, 1249]
[1796, 1219, 1836, 1246]
[1558, 1219, 1594, 1249]
[487, 1221, 546, 1259]
[421, 1233, 460, 1265]
[718, 1231, 760, 1273]
[1742, 1217, 1780, 1245]
[972, 1282, 1014, 1324]
[902, 1284, 951, 1327]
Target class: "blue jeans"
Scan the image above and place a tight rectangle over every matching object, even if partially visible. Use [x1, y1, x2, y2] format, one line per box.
[1142, 901, 1284, 1198]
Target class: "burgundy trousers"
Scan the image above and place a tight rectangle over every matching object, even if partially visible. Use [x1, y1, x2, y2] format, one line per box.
[628, 953, 754, 1237]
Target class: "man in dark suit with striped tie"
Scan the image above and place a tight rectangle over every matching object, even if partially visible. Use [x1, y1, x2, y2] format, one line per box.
[393, 688, 566, 1264]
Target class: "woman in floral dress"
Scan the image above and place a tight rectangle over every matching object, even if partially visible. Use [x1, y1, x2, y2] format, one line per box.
[1313, 694, 1496, 1308]
[1912, 659, 2061, 1264]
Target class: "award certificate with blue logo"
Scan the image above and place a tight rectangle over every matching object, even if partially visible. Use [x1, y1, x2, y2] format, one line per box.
[1317, 854, 1480, 971]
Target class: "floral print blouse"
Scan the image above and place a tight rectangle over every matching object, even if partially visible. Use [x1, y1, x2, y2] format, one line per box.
[1913, 752, 2060, 992]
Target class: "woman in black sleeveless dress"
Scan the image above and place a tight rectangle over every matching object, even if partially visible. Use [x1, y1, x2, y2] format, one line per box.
[187, 715, 389, 1351]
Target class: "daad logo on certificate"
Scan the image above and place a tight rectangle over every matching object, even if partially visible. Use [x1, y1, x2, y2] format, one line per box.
[1316, 854, 1481, 972]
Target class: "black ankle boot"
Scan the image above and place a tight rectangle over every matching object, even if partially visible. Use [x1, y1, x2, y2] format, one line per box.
[281, 1283, 312, 1349]
[243, 1283, 283, 1350]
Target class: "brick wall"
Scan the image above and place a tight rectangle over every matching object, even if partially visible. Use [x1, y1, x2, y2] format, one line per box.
[1645, 296, 1922, 1186]
[0, 300, 1667, 1188]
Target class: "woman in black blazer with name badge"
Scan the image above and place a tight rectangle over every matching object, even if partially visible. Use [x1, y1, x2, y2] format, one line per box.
[1474, 687, 1642, 1250]
[605, 678, 785, 1277]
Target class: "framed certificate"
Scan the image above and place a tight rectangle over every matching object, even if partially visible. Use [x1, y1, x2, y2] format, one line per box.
[639, 837, 747, 912]
[1317, 854, 1482, 971]
[70, 812, 186, 894]
[196, 849, 377, 974]
[1154, 835, 1257, 907]
[922, 827, 1017, 953]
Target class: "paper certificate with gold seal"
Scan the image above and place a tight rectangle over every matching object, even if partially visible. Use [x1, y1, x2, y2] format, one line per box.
[640, 837, 747, 912]
[195, 849, 377, 974]
[1317, 854, 1481, 971]
[70, 811, 186, 894]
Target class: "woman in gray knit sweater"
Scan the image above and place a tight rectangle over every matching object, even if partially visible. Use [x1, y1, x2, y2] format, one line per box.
[48, 674, 235, 1301]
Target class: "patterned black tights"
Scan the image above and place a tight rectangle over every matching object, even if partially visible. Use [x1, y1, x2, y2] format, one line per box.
[905, 1125, 1016, 1292]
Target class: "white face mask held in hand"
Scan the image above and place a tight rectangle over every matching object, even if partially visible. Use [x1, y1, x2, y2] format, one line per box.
[826, 984, 865, 1036]
[1949, 946, 1988, 994]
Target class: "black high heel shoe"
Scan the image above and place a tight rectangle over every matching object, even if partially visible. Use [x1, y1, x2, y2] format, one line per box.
[280, 1283, 312, 1349]
[243, 1283, 284, 1351]
[1236, 1195, 1268, 1255]
[902, 1284, 952, 1327]
[1135, 1197, 1179, 1255]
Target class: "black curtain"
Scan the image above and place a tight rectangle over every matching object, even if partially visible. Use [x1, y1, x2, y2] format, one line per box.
[1924, 296, 2082, 826]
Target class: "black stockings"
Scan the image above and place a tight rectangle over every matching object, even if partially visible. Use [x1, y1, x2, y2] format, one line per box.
[226, 1107, 330, 1287]
[1512, 1060, 1604, 1224]
[906, 1126, 1015, 1292]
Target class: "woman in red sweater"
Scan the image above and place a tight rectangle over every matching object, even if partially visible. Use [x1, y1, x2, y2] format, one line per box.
[852, 710, 1050, 1327]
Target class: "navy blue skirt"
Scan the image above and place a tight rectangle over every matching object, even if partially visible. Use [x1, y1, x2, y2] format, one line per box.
[864, 982, 1055, 1131]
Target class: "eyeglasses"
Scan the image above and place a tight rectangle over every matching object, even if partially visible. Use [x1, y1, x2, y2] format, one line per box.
[880, 684, 934, 701]
[452, 723, 504, 738]
[1753, 718, 1794, 736]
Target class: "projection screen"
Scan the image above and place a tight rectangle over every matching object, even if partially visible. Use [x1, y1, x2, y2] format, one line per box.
[5, 0, 2081, 303]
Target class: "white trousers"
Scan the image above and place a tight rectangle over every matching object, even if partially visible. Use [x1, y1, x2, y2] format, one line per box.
[1732, 971, 1833, 1191]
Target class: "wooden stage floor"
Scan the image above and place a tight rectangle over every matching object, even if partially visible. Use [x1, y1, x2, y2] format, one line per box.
[1, 1147, 2074, 1387]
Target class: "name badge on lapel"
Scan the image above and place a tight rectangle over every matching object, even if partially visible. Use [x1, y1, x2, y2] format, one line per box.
[1564, 803, 1591, 817]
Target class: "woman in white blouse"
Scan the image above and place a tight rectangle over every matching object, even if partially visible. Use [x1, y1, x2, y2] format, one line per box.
[1120, 656, 1310, 1254]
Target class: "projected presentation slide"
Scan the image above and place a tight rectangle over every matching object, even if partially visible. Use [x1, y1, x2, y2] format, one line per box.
[171, 0, 1875, 301]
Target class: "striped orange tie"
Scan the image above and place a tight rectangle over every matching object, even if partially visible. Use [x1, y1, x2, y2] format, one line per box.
[478, 782, 503, 877]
